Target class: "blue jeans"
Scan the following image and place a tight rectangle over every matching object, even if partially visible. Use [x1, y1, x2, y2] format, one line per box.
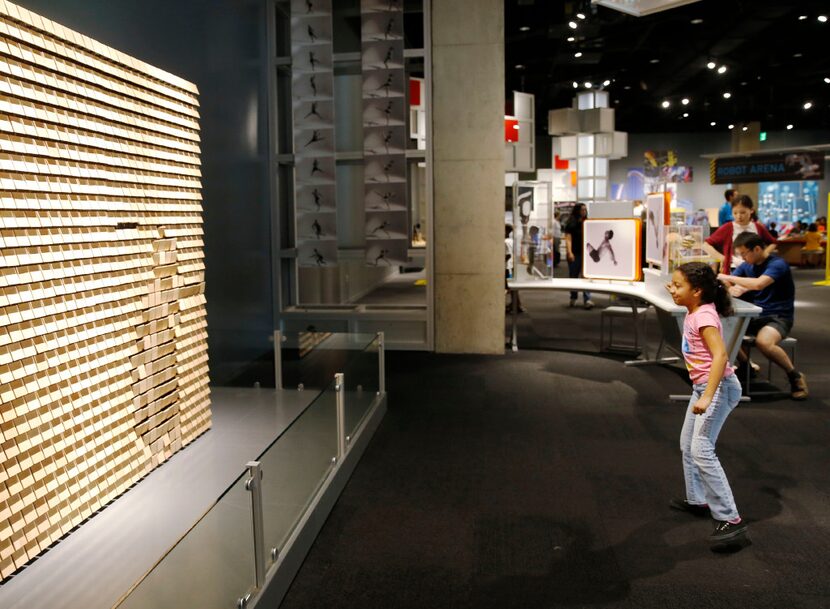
[568, 258, 591, 302]
[679, 374, 742, 521]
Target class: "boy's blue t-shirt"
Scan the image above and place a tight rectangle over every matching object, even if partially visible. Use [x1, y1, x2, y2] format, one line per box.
[732, 255, 794, 319]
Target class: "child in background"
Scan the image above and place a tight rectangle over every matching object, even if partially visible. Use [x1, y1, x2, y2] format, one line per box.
[802, 223, 824, 267]
[666, 262, 748, 550]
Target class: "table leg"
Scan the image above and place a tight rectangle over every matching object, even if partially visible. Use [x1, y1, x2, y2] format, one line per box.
[511, 289, 519, 351]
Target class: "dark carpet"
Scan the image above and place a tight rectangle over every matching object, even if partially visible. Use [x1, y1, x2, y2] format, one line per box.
[277, 268, 830, 609]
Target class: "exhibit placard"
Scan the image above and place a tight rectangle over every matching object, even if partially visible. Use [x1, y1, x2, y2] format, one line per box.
[709, 151, 824, 184]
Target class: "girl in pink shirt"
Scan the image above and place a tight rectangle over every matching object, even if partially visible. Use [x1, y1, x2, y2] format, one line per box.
[666, 262, 748, 550]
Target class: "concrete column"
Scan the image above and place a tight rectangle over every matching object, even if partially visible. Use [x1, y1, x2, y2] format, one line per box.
[731, 121, 761, 203]
[431, 0, 504, 353]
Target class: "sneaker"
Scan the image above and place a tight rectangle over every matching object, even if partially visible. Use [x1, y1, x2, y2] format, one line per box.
[749, 360, 761, 374]
[790, 373, 808, 400]
[710, 519, 748, 543]
[583, 299, 595, 310]
[568, 298, 576, 308]
[669, 498, 710, 517]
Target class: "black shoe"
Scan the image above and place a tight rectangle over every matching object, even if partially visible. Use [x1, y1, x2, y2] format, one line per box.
[710, 519, 748, 543]
[790, 373, 808, 400]
[669, 498, 710, 517]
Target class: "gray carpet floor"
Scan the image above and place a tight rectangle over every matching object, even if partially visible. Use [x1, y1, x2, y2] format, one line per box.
[276, 267, 830, 609]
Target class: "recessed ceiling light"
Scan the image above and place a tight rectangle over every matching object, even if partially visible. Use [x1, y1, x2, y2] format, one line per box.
[690, 18, 703, 24]
[717, 65, 727, 74]
[787, 124, 794, 130]
[661, 100, 671, 109]
[824, 77, 830, 84]
[818, 15, 828, 23]
[574, 52, 583, 58]
[603, 79, 611, 86]
[567, 36, 575, 42]
[707, 61, 716, 69]
[583, 81, 592, 88]
[803, 101, 813, 109]
[799, 15, 808, 20]
[683, 112, 689, 118]
[723, 92, 732, 99]
[742, 126, 748, 131]
[741, 81, 748, 86]
[568, 21, 578, 29]
[623, 85, 631, 90]
[650, 58, 660, 64]
[681, 97, 690, 105]
[572, 81, 579, 88]
[576, 12, 586, 20]
[728, 124, 735, 129]
[710, 121, 717, 126]
[515, 64, 525, 69]
[793, 53, 803, 58]
[520, 26, 530, 32]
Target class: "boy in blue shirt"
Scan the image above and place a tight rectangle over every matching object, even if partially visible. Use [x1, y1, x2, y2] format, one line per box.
[717, 232, 808, 399]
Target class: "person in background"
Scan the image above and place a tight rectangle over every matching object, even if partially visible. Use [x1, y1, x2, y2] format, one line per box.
[801, 223, 824, 267]
[718, 189, 738, 226]
[564, 202, 594, 309]
[704, 194, 775, 272]
[767, 221, 779, 239]
[505, 225, 524, 313]
[666, 262, 747, 549]
[551, 210, 562, 267]
[816, 216, 826, 234]
[718, 232, 808, 400]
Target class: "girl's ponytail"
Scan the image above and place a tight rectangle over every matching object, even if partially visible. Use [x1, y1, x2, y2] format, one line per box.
[676, 262, 733, 316]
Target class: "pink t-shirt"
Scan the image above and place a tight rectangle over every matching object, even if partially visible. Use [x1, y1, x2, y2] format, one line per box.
[681, 303, 735, 385]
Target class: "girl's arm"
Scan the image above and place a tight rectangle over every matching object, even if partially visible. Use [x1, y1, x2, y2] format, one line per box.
[566, 233, 574, 261]
[694, 325, 729, 414]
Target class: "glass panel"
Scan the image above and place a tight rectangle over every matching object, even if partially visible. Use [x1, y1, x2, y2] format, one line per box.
[595, 178, 608, 199]
[578, 178, 594, 199]
[577, 134, 594, 156]
[117, 475, 255, 609]
[577, 157, 594, 177]
[594, 90, 609, 108]
[341, 334, 381, 438]
[280, 332, 379, 390]
[595, 157, 609, 178]
[259, 378, 338, 570]
[577, 91, 595, 110]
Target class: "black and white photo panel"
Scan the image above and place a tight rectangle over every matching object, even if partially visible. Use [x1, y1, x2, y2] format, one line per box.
[293, 71, 334, 101]
[645, 192, 667, 267]
[365, 211, 408, 241]
[363, 125, 406, 156]
[362, 69, 406, 99]
[365, 242, 407, 267]
[361, 41, 404, 71]
[290, 15, 333, 47]
[296, 184, 337, 213]
[298, 213, 338, 241]
[364, 183, 407, 212]
[361, 11, 404, 41]
[292, 45, 333, 74]
[363, 98, 406, 127]
[292, 99, 334, 128]
[294, 126, 335, 156]
[361, 0, 404, 13]
[365, 154, 406, 183]
[582, 218, 642, 281]
[291, 0, 331, 17]
[296, 156, 336, 185]
[298, 241, 338, 268]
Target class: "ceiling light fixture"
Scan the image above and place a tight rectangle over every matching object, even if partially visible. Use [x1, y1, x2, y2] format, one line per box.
[603, 79, 611, 86]
[568, 21, 578, 29]
[710, 121, 717, 126]
[661, 100, 671, 109]
[572, 81, 579, 89]
[742, 126, 748, 131]
[574, 52, 583, 58]
[728, 124, 734, 129]
[650, 58, 660, 64]
[520, 26, 530, 32]
[717, 65, 727, 74]
[723, 92, 732, 99]
[576, 12, 586, 20]
[515, 64, 525, 69]
[803, 101, 813, 109]
[681, 97, 690, 105]
[824, 77, 830, 84]
[818, 15, 828, 23]
[683, 112, 689, 118]
[799, 15, 808, 20]
[690, 18, 703, 24]
[793, 53, 803, 58]
[787, 124, 794, 130]
[623, 85, 631, 90]
[707, 61, 716, 69]
[567, 36, 575, 42]
[583, 81, 592, 88]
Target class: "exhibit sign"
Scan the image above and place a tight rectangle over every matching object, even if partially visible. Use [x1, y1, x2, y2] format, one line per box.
[645, 192, 670, 266]
[709, 151, 825, 184]
[582, 219, 643, 281]
[0, 0, 210, 579]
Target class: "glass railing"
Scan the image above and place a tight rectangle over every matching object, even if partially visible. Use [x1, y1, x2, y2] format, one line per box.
[115, 332, 384, 609]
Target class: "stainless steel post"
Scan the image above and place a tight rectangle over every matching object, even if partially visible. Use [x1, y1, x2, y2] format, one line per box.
[335, 373, 346, 459]
[245, 461, 266, 590]
[273, 330, 282, 390]
[378, 331, 386, 395]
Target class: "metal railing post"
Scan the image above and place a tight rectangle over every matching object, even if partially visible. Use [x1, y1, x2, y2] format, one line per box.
[377, 331, 385, 395]
[335, 373, 346, 459]
[273, 330, 282, 390]
[244, 461, 266, 591]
